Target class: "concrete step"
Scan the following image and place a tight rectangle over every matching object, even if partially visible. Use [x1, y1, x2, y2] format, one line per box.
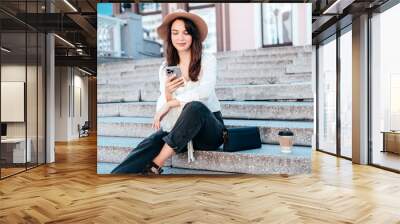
[99, 78, 314, 102]
[98, 66, 311, 87]
[97, 60, 161, 85]
[97, 162, 234, 175]
[218, 52, 310, 61]
[98, 58, 162, 74]
[97, 136, 140, 163]
[100, 69, 311, 88]
[217, 54, 311, 66]
[218, 63, 311, 73]
[99, 60, 309, 80]
[171, 144, 311, 175]
[98, 47, 310, 77]
[98, 101, 314, 121]
[98, 47, 311, 86]
[97, 81, 157, 103]
[97, 137, 311, 175]
[97, 117, 313, 146]
[216, 46, 312, 58]
[217, 73, 311, 85]
[97, 88, 140, 103]
[215, 83, 313, 101]
[221, 101, 313, 120]
[97, 136, 172, 166]
[218, 52, 303, 60]
[98, 72, 158, 86]
[98, 61, 311, 85]
[97, 82, 313, 103]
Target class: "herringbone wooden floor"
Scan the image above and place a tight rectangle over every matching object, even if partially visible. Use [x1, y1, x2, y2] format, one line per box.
[1, 135, 399, 224]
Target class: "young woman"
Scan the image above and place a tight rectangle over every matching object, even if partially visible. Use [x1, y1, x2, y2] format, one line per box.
[111, 10, 225, 175]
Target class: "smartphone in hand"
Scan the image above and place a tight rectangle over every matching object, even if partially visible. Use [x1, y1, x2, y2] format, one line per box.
[165, 66, 182, 79]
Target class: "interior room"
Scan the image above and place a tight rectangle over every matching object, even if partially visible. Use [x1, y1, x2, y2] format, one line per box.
[0, 0, 97, 179]
[0, 16, 46, 178]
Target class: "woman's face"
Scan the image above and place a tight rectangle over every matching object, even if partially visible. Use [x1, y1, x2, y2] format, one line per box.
[170, 19, 192, 52]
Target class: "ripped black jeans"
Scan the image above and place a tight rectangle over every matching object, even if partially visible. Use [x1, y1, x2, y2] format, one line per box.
[111, 101, 225, 174]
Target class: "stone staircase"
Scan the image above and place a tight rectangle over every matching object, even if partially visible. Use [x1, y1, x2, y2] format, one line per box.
[97, 45, 313, 175]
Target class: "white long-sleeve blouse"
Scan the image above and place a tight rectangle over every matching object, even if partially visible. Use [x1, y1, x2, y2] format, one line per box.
[156, 53, 221, 113]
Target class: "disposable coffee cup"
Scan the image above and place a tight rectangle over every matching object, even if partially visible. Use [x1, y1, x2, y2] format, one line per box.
[278, 128, 294, 153]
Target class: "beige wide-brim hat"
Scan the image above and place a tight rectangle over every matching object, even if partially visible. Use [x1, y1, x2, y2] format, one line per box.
[157, 9, 208, 42]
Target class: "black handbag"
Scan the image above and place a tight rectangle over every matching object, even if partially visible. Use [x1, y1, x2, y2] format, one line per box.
[222, 127, 262, 152]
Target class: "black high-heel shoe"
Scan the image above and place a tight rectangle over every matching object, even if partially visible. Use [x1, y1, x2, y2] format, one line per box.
[142, 161, 163, 175]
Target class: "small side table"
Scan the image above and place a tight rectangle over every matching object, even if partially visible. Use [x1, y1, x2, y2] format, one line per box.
[381, 131, 400, 154]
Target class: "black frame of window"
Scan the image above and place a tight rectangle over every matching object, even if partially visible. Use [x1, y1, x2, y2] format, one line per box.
[187, 3, 215, 11]
[315, 22, 353, 161]
[136, 3, 162, 16]
[260, 3, 293, 48]
[0, 0, 47, 180]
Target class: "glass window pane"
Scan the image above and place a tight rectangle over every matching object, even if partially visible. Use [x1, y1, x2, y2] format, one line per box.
[1, 30, 27, 177]
[38, 33, 45, 165]
[189, 7, 217, 53]
[139, 3, 161, 13]
[27, 31, 38, 168]
[23, 0, 40, 170]
[262, 3, 292, 46]
[318, 38, 337, 154]
[142, 14, 163, 45]
[189, 3, 214, 8]
[340, 29, 352, 158]
[371, 3, 400, 171]
[0, 0, 46, 179]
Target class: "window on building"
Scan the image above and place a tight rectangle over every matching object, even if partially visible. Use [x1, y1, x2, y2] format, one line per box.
[261, 3, 293, 46]
[188, 3, 217, 53]
[139, 3, 161, 13]
[136, 3, 163, 45]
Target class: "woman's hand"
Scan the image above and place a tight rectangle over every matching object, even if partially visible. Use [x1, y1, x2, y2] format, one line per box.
[165, 75, 184, 96]
[152, 103, 171, 130]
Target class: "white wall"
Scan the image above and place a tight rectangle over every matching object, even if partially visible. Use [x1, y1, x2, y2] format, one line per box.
[1, 82, 24, 122]
[228, 3, 311, 51]
[55, 67, 69, 141]
[1, 65, 37, 138]
[229, 3, 261, 51]
[55, 67, 89, 141]
[71, 73, 89, 138]
[292, 3, 312, 46]
[1, 65, 26, 81]
[1, 63, 46, 164]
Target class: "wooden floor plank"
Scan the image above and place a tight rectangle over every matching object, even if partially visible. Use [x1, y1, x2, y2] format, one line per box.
[0, 134, 399, 223]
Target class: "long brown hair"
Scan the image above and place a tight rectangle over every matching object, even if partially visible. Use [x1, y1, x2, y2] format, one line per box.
[165, 17, 202, 82]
